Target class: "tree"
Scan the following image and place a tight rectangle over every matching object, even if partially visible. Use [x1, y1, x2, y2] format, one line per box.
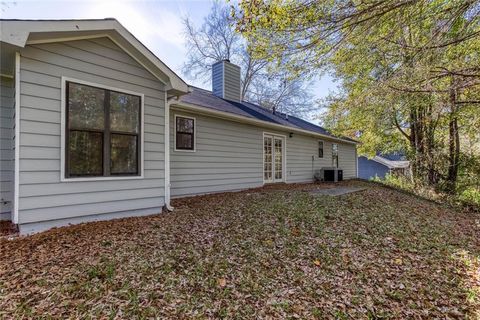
[182, 2, 316, 117]
[236, 0, 480, 193]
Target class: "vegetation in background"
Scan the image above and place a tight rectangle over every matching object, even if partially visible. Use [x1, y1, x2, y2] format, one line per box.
[235, 0, 480, 197]
[182, 2, 316, 117]
[1, 182, 479, 318]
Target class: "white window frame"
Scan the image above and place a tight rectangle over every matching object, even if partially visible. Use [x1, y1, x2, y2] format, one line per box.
[318, 140, 324, 158]
[262, 132, 287, 184]
[60, 76, 145, 182]
[332, 143, 339, 168]
[174, 114, 196, 152]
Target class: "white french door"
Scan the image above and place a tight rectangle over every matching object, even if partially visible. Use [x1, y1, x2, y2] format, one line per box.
[263, 134, 284, 183]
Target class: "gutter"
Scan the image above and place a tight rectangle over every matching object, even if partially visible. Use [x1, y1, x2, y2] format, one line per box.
[171, 101, 358, 145]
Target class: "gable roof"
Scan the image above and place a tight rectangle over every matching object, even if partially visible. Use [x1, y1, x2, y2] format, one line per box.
[0, 19, 189, 95]
[176, 86, 357, 144]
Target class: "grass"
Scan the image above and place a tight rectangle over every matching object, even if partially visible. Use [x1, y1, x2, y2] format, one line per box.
[0, 181, 479, 319]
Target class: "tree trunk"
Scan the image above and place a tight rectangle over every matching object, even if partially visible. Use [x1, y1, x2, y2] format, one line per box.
[446, 81, 460, 193]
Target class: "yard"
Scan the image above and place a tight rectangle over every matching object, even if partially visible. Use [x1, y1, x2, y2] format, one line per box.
[0, 181, 479, 319]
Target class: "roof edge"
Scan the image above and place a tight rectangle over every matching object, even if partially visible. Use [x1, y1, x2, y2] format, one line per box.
[0, 19, 189, 94]
[172, 101, 358, 145]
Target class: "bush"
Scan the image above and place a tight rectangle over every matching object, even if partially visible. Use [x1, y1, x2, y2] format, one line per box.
[458, 187, 480, 207]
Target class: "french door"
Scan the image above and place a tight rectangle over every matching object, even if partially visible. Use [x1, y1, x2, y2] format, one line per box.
[263, 134, 284, 183]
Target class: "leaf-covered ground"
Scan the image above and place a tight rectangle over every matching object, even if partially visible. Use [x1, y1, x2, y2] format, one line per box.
[1, 181, 479, 319]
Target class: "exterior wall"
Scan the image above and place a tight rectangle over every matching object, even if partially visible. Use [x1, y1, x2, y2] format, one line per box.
[17, 37, 166, 229]
[170, 111, 264, 197]
[358, 156, 389, 180]
[0, 77, 15, 220]
[170, 110, 357, 197]
[286, 134, 357, 182]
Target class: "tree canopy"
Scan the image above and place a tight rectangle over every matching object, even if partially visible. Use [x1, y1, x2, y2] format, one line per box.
[236, 0, 480, 193]
[182, 2, 316, 116]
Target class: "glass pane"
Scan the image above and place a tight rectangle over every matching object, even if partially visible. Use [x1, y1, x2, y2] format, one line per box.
[110, 92, 140, 133]
[176, 117, 194, 133]
[318, 141, 324, 158]
[68, 82, 105, 130]
[111, 134, 138, 174]
[176, 133, 193, 150]
[68, 131, 103, 176]
[274, 138, 282, 180]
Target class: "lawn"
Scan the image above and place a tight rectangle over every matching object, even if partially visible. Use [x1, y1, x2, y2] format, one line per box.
[0, 181, 479, 319]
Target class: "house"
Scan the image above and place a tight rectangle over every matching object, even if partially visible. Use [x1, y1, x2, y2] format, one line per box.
[358, 153, 410, 180]
[0, 19, 358, 234]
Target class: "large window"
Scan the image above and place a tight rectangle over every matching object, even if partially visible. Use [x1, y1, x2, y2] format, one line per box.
[66, 81, 141, 178]
[175, 115, 195, 151]
[332, 143, 339, 168]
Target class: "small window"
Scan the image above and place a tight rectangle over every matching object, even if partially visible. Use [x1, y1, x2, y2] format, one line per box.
[66, 81, 141, 178]
[318, 141, 324, 158]
[332, 143, 339, 168]
[175, 116, 195, 151]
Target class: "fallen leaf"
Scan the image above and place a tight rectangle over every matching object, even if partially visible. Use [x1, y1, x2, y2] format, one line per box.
[217, 278, 227, 288]
[313, 260, 321, 266]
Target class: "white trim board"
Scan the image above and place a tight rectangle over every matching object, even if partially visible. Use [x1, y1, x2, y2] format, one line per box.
[60, 76, 145, 182]
[13, 52, 21, 224]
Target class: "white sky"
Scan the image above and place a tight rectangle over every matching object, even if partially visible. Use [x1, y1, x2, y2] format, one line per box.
[1, 0, 338, 120]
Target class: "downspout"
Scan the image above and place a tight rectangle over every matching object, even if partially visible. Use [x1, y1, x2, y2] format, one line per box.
[164, 93, 176, 212]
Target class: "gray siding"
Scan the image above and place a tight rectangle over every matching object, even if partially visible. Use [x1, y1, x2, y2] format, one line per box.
[211, 61, 241, 102]
[211, 62, 223, 98]
[170, 111, 264, 197]
[170, 110, 357, 197]
[17, 37, 166, 225]
[0, 77, 14, 219]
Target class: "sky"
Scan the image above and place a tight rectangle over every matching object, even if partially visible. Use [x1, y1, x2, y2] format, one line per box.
[1, 0, 339, 120]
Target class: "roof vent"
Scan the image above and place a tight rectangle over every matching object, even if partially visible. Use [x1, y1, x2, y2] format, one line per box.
[212, 60, 241, 102]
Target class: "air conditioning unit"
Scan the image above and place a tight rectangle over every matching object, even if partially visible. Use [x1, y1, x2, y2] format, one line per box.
[314, 167, 343, 182]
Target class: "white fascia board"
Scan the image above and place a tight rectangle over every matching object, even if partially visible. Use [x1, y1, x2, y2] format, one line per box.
[0, 19, 189, 94]
[171, 102, 357, 145]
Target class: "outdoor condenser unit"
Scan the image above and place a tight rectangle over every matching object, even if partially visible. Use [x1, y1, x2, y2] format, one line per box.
[314, 167, 343, 182]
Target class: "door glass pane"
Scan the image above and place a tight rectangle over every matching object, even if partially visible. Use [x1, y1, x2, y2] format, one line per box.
[111, 134, 138, 174]
[275, 138, 282, 180]
[68, 131, 103, 176]
[68, 82, 105, 130]
[264, 136, 272, 181]
[110, 92, 140, 133]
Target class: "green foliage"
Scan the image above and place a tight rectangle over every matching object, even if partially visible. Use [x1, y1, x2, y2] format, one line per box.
[459, 187, 480, 207]
[236, 0, 480, 194]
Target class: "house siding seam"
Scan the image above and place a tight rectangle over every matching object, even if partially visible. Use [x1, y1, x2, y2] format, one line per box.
[17, 37, 166, 226]
[0, 77, 15, 220]
[170, 111, 357, 197]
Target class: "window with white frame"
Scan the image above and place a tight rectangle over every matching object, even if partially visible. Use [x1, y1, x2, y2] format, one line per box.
[65, 81, 141, 178]
[175, 115, 195, 151]
[332, 143, 339, 168]
[318, 141, 324, 158]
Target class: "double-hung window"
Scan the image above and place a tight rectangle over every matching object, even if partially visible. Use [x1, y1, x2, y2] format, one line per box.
[175, 115, 195, 151]
[66, 81, 141, 178]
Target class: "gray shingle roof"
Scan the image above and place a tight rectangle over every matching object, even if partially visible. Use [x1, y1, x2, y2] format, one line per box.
[180, 87, 356, 142]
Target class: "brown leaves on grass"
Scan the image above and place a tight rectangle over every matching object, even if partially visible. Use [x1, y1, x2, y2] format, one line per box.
[0, 181, 479, 319]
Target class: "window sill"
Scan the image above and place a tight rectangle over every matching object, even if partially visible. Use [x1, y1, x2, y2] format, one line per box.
[61, 175, 144, 183]
[174, 149, 196, 153]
